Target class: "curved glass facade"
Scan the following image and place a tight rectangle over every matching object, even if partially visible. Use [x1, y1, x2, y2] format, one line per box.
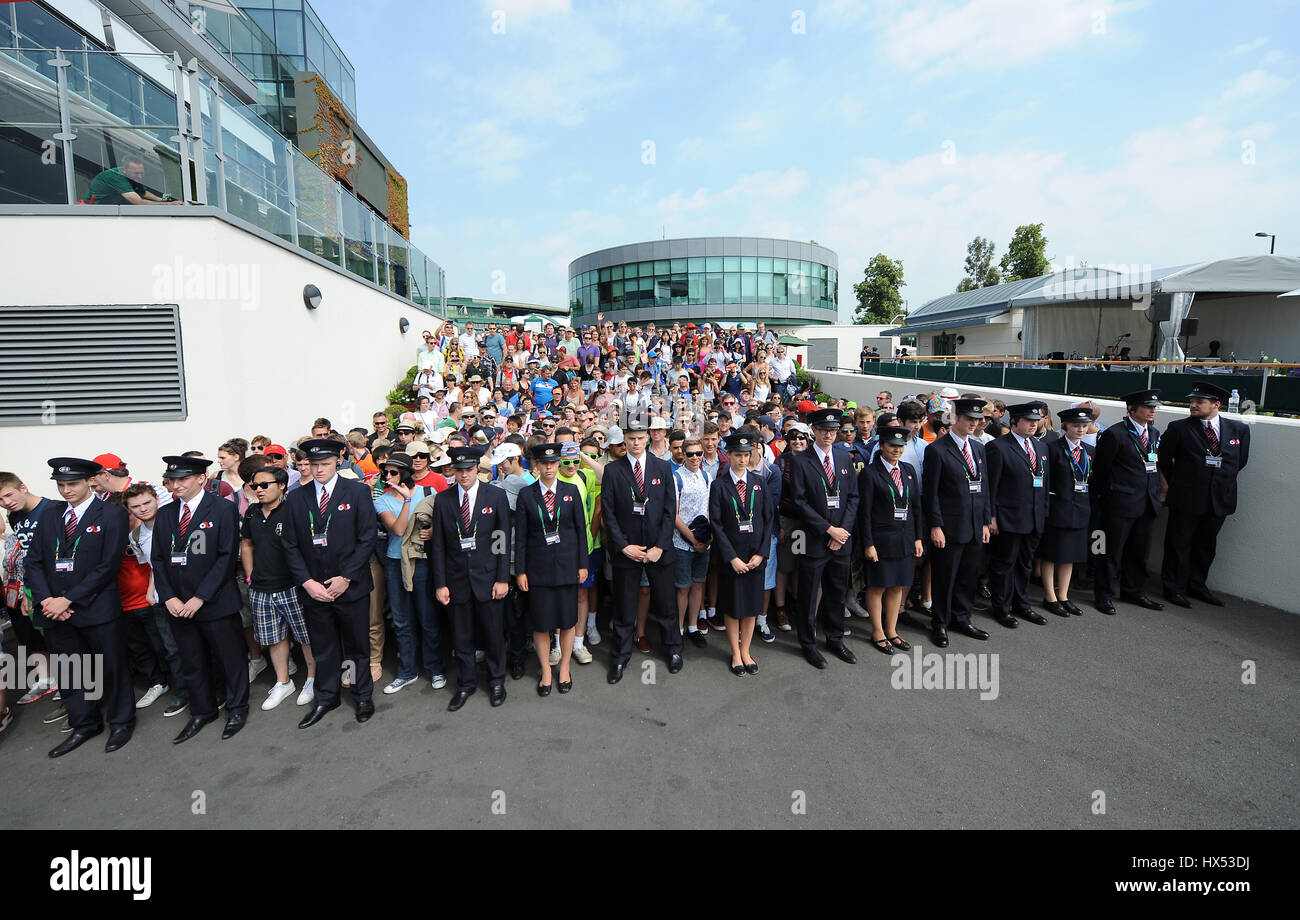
[569, 237, 838, 326]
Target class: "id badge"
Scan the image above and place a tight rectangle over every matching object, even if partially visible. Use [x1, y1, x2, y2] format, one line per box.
[1147, 452, 1158, 463]
[169, 553, 187, 567]
[1205, 456, 1222, 468]
[738, 522, 754, 533]
[893, 509, 908, 521]
[632, 502, 646, 515]
[312, 534, 328, 548]
[545, 532, 561, 545]
[55, 558, 74, 573]
[826, 496, 840, 509]
[968, 481, 981, 493]
[459, 537, 476, 552]
[4, 582, 18, 608]
[1143, 461, 1158, 473]
[1032, 476, 1044, 488]
[1073, 482, 1089, 493]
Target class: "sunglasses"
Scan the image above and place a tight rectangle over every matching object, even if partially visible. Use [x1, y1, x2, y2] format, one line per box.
[684, 451, 703, 458]
[787, 434, 808, 441]
[384, 469, 403, 477]
[561, 460, 579, 467]
[413, 452, 430, 459]
[250, 481, 278, 490]
[582, 452, 599, 459]
[542, 422, 556, 428]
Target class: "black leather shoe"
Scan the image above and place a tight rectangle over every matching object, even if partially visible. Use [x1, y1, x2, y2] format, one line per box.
[537, 680, 552, 696]
[509, 660, 526, 680]
[173, 713, 218, 744]
[689, 631, 707, 648]
[729, 664, 746, 676]
[1063, 599, 1084, 616]
[355, 699, 375, 723]
[557, 680, 572, 694]
[447, 688, 476, 712]
[489, 684, 506, 707]
[993, 611, 1018, 629]
[1188, 587, 1225, 606]
[803, 647, 828, 669]
[744, 661, 759, 675]
[104, 726, 133, 753]
[898, 610, 928, 630]
[49, 725, 103, 758]
[607, 662, 625, 684]
[1164, 592, 1192, 608]
[1019, 609, 1048, 626]
[951, 621, 990, 640]
[1043, 600, 1069, 618]
[667, 653, 684, 674]
[930, 626, 949, 648]
[297, 700, 340, 730]
[1096, 598, 1116, 615]
[221, 713, 247, 740]
[827, 641, 857, 664]
[1122, 593, 1164, 611]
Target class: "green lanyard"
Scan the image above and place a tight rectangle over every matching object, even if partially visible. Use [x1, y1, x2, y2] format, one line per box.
[883, 464, 909, 512]
[730, 476, 755, 522]
[537, 485, 559, 535]
[457, 489, 478, 541]
[56, 523, 83, 561]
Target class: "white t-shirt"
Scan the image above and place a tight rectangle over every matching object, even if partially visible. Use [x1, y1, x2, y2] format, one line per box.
[458, 333, 480, 357]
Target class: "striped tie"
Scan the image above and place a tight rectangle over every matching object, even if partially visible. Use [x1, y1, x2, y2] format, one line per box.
[461, 489, 472, 532]
[961, 442, 977, 478]
[822, 452, 834, 488]
[1071, 444, 1083, 467]
[633, 459, 644, 494]
[1025, 438, 1036, 467]
[891, 465, 903, 495]
[736, 475, 746, 507]
[1136, 423, 1149, 451]
[544, 486, 555, 518]
[64, 508, 77, 541]
[1205, 422, 1219, 455]
[318, 487, 330, 516]
[177, 503, 191, 538]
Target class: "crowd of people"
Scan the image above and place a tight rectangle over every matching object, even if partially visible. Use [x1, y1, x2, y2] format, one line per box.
[0, 314, 1249, 757]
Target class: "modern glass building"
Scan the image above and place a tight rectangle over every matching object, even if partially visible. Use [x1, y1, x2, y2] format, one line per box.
[569, 237, 838, 327]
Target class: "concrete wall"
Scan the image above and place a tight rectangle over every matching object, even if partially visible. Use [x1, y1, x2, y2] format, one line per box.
[819, 370, 1299, 614]
[0, 211, 437, 488]
[909, 313, 1024, 358]
[787, 323, 898, 370]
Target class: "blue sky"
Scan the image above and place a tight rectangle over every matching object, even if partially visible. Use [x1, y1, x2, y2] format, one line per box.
[312, 0, 1297, 320]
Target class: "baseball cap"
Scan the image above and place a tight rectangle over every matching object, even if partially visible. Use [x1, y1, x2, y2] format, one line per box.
[264, 444, 288, 458]
[490, 442, 522, 465]
[92, 452, 126, 471]
[606, 426, 625, 446]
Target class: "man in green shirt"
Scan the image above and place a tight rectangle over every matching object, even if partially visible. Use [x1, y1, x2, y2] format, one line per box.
[87, 155, 182, 206]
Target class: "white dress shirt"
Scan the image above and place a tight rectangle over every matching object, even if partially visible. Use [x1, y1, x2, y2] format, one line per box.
[66, 494, 96, 526]
[315, 475, 340, 507]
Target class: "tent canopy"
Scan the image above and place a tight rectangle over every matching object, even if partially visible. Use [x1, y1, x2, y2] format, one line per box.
[777, 334, 808, 345]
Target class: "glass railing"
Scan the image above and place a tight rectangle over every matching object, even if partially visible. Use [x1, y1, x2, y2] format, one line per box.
[0, 45, 443, 315]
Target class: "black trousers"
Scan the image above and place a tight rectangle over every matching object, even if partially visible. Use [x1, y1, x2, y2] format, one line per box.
[303, 595, 372, 707]
[43, 618, 134, 733]
[988, 529, 1041, 615]
[4, 603, 45, 651]
[795, 553, 849, 651]
[170, 611, 250, 719]
[930, 539, 982, 629]
[610, 562, 679, 665]
[122, 605, 166, 687]
[1095, 511, 1154, 602]
[1162, 510, 1226, 595]
[448, 595, 505, 690]
[504, 585, 528, 665]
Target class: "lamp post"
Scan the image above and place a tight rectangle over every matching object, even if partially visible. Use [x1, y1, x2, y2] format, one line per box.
[1255, 231, 1276, 254]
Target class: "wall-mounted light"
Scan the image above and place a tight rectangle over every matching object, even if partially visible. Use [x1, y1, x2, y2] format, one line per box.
[303, 284, 322, 310]
[956, 335, 965, 345]
[399, 317, 410, 334]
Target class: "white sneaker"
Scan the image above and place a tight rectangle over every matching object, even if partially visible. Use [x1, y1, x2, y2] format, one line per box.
[135, 683, 168, 709]
[383, 675, 420, 695]
[586, 624, 602, 646]
[549, 645, 561, 666]
[430, 674, 447, 690]
[296, 678, 315, 706]
[248, 657, 268, 683]
[572, 644, 593, 665]
[0, 707, 12, 735]
[262, 681, 296, 710]
[287, 658, 298, 677]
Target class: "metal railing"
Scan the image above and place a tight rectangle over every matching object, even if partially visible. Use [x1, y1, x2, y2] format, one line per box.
[0, 45, 445, 315]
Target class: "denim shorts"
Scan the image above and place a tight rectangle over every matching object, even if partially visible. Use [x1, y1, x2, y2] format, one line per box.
[674, 548, 710, 589]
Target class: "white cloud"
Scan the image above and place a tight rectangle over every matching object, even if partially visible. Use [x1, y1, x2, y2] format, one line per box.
[1218, 69, 1289, 104]
[1230, 37, 1268, 54]
[444, 119, 534, 183]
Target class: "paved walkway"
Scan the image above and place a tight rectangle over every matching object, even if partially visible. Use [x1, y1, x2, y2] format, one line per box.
[2, 593, 1296, 829]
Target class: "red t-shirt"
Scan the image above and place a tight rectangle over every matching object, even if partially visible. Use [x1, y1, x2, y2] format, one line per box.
[414, 471, 449, 492]
[117, 550, 151, 611]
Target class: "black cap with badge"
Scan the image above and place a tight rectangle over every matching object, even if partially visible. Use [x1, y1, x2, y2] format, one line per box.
[447, 446, 483, 469]
[807, 408, 844, 429]
[48, 457, 103, 481]
[1057, 407, 1092, 425]
[951, 398, 986, 420]
[532, 443, 563, 462]
[1187, 382, 1228, 403]
[160, 455, 211, 479]
[299, 438, 344, 461]
[1008, 402, 1044, 421]
[877, 425, 911, 447]
[723, 432, 755, 453]
[1123, 389, 1161, 408]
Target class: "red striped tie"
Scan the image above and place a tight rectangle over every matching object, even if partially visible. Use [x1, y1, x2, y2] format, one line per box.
[1205, 422, 1219, 454]
[544, 486, 555, 517]
[64, 509, 77, 541]
[1025, 438, 1036, 467]
[1136, 423, 1149, 451]
[1071, 444, 1083, 467]
[634, 459, 644, 494]
[891, 465, 903, 494]
[461, 489, 472, 531]
[736, 475, 746, 507]
[177, 503, 191, 538]
[318, 487, 330, 516]
[822, 452, 834, 488]
[961, 442, 977, 478]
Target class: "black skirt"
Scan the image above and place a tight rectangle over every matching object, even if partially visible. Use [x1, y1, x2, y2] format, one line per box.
[526, 584, 578, 633]
[1038, 525, 1088, 564]
[716, 566, 765, 619]
[866, 554, 915, 588]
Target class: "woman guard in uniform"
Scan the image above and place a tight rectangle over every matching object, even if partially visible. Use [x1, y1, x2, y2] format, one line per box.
[1039, 407, 1094, 616]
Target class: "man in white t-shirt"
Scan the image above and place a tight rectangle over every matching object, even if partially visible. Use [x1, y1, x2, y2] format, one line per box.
[459, 322, 480, 358]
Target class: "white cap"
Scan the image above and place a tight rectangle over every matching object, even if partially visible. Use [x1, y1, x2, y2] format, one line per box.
[939, 386, 959, 399]
[649, 417, 670, 430]
[429, 427, 452, 444]
[788, 422, 812, 437]
[491, 443, 522, 465]
[606, 426, 625, 446]
[431, 453, 451, 468]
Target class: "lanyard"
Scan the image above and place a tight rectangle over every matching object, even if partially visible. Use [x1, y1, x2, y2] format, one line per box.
[817, 449, 839, 497]
[1128, 422, 1157, 459]
[457, 492, 478, 541]
[56, 521, 83, 561]
[882, 465, 909, 512]
[537, 486, 559, 534]
[730, 477, 755, 522]
[1067, 442, 1090, 482]
[308, 500, 333, 539]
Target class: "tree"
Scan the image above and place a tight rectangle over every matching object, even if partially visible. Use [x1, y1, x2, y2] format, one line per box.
[853, 253, 905, 325]
[956, 235, 1000, 291]
[999, 223, 1050, 282]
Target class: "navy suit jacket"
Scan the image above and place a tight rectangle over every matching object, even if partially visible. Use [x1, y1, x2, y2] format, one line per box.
[430, 482, 512, 602]
[1093, 418, 1161, 519]
[602, 453, 677, 567]
[790, 443, 859, 560]
[26, 497, 129, 628]
[923, 434, 991, 545]
[281, 476, 376, 603]
[150, 491, 242, 619]
[709, 469, 774, 565]
[514, 479, 588, 585]
[1158, 415, 1250, 517]
[857, 457, 923, 558]
[1045, 438, 1096, 530]
[986, 433, 1049, 535]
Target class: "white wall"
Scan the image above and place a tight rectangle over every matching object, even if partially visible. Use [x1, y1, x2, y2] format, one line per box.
[787, 323, 898, 370]
[1184, 293, 1300, 363]
[0, 212, 437, 487]
[819, 370, 1299, 614]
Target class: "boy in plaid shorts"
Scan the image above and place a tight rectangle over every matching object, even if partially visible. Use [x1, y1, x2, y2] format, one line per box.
[240, 466, 316, 711]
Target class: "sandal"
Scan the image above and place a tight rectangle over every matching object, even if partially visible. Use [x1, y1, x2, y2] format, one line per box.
[872, 637, 895, 655]
[887, 635, 911, 651]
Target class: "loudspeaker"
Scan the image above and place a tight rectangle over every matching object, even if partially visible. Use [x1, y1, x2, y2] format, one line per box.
[1181, 317, 1199, 336]
[1149, 293, 1173, 322]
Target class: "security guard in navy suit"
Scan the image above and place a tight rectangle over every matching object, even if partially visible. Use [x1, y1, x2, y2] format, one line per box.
[602, 419, 682, 684]
[150, 455, 248, 743]
[431, 446, 512, 711]
[1092, 389, 1164, 614]
[922, 398, 992, 647]
[1157, 382, 1250, 607]
[985, 403, 1051, 628]
[281, 439, 377, 728]
[789, 407, 860, 669]
[26, 458, 134, 757]
[1039, 406, 1096, 617]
